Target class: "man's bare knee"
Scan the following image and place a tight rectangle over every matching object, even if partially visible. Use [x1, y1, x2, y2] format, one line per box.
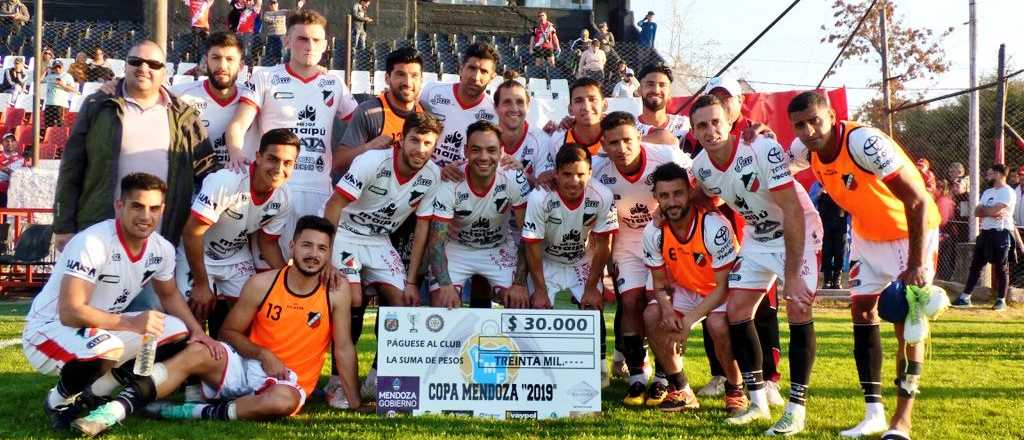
[261, 387, 301, 418]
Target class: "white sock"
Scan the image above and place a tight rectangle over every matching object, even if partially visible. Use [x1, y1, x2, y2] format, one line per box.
[47, 387, 75, 408]
[612, 350, 625, 362]
[627, 373, 647, 386]
[226, 402, 238, 420]
[89, 372, 121, 397]
[866, 402, 885, 419]
[750, 388, 769, 410]
[151, 363, 168, 387]
[653, 375, 668, 386]
[784, 401, 805, 417]
[107, 400, 128, 422]
[959, 293, 971, 300]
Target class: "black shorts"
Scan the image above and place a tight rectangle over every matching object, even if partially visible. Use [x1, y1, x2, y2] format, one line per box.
[976, 229, 1012, 264]
[533, 48, 554, 59]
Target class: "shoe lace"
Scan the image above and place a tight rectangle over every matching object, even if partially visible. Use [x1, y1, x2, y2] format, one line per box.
[773, 411, 794, 429]
[81, 403, 120, 426]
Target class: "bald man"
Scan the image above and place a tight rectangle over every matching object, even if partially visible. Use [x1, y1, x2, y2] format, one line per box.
[54, 39, 219, 309]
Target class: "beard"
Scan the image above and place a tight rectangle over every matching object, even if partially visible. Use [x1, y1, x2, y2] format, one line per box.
[207, 71, 237, 91]
[642, 96, 665, 112]
[294, 257, 324, 277]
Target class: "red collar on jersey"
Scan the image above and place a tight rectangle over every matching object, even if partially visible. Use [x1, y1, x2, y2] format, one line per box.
[203, 79, 237, 107]
[557, 189, 584, 211]
[502, 122, 529, 156]
[453, 83, 485, 110]
[393, 148, 415, 185]
[464, 163, 497, 197]
[249, 163, 275, 206]
[667, 207, 698, 245]
[619, 146, 648, 184]
[285, 63, 321, 84]
[115, 221, 147, 263]
[709, 135, 741, 172]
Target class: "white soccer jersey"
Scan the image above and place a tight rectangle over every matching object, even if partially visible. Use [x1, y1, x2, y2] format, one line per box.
[172, 80, 261, 165]
[536, 128, 607, 176]
[502, 123, 549, 177]
[190, 167, 291, 265]
[637, 114, 691, 140]
[431, 167, 531, 249]
[241, 64, 358, 192]
[592, 143, 692, 245]
[521, 182, 619, 265]
[788, 126, 905, 178]
[692, 136, 818, 253]
[334, 148, 441, 244]
[25, 220, 175, 329]
[419, 82, 498, 166]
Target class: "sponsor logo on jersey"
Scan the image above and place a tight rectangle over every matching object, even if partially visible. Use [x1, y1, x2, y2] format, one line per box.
[430, 94, 451, 106]
[767, 147, 785, 164]
[300, 136, 327, 153]
[195, 192, 216, 209]
[740, 173, 760, 192]
[272, 91, 294, 100]
[111, 253, 121, 262]
[714, 225, 729, 246]
[307, 311, 322, 328]
[862, 136, 881, 156]
[696, 167, 712, 180]
[734, 155, 753, 172]
[270, 75, 291, 85]
[98, 274, 120, 284]
[843, 173, 857, 190]
[546, 215, 562, 225]
[727, 256, 743, 282]
[113, 288, 131, 305]
[443, 131, 464, 151]
[475, 109, 495, 121]
[298, 105, 317, 122]
[432, 198, 447, 212]
[243, 81, 256, 92]
[223, 208, 243, 220]
[66, 260, 97, 277]
[85, 333, 111, 349]
[368, 185, 387, 196]
[599, 175, 616, 185]
[317, 77, 337, 88]
[546, 199, 560, 211]
[322, 89, 335, 107]
[377, 168, 392, 179]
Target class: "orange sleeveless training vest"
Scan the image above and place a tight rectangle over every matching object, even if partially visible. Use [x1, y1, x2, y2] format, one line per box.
[661, 209, 738, 296]
[377, 92, 423, 147]
[564, 127, 603, 157]
[809, 121, 941, 241]
[249, 267, 332, 396]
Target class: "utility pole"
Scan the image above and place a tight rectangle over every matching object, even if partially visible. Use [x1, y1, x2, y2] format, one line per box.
[967, 0, 980, 241]
[993, 43, 1007, 165]
[30, 0, 42, 167]
[154, 0, 168, 53]
[879, 1, 893, 135]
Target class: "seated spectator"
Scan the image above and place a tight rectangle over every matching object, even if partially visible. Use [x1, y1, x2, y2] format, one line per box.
[502, 69, 521, 82]
[0, 0, 29, 30]
[0, 57, 27, 94]
[576, 40, 606, 81]
[0, 132, 24, 207]
[612, 67, 639, 97]
[68, 52, 89, 84]
[85, 47, 115, 82]
[88, 47, 111, 69]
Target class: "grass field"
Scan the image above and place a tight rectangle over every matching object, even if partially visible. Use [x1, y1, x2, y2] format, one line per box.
[1, 300, 1023, 439]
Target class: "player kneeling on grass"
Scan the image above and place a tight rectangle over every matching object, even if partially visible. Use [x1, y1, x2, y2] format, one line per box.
[641, 162, 746, 414]
[177, 128, 298, 338]
[21, 173, 218, 432]
[428, 120, 533, 308]
[71, 216, 360, 436]
[522, 143, 618, 387]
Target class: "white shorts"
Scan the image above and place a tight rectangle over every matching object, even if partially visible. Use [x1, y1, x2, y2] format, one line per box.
[22, 314, 188, 376]
[612, 244, 650, 295]
[279, 187, 326, 260]
[428, 241, 518, 300]
[175, 250, 256, 300]
[849, 228, 940, 295]
[728, 245, 820, 293]
[334, 238, 406, 291]
[528, 257, 597, 304]
[201, 342, 306, 410]
[672, 285, 727, 314]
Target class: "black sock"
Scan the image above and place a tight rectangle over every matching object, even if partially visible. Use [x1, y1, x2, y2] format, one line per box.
[755, 299, 782, 382]
[853, 323, 883, 403]
[654, 358, 666, 380]
[613, 298, 624, 354]
[667, 371, 688, 390]
[351, 304, 366, 344]
[600, 317, 607, 360]
[57, 359, 115, 398]
[113, 374, 155, 415]
[729, 320, 764, 391]
[788, 321, 816, 405]
[725, 381, 744, 394]
[702, 320, 724, 377]
[200, 401, 234, 420]
[622, 335, 646, 376]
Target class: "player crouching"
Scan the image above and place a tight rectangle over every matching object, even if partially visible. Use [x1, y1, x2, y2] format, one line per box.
[21, 174, 216, 432]
[71, 216, 360, 436]
[641, 163, 745, 414]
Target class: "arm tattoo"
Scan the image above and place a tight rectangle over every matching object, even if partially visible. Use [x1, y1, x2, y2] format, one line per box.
[513, 238, 529, 286]
[428, 221, 452, 286]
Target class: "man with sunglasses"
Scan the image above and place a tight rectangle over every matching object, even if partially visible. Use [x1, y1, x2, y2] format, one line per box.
[54, 40, 218, 287]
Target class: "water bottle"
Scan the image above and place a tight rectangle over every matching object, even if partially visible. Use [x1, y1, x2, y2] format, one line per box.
[133, 334, 157, 376]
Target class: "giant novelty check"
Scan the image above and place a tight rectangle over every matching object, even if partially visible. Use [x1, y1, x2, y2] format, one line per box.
[376, 307, 602, 419]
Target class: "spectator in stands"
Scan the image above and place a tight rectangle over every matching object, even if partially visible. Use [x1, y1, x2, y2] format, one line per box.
[637, 11, 657, 48]
[86, 47, 115, 82]
[0, 0, 29, 31]
[262, 0, 290, 64]
[38, 47, 54, 80]
[570, 28, 592, 54]
[916, 157, 938, 197]
[588, 14, 615, 52]
[577, 40, 606, 82]
[227, 0, 244, 32]
[234, 0, 260, 63]
[352, 0, 373, 50]
[0, 132, 23, 207]
[502, 69, 521, 82]
[0, 57, 26, 94]
[937, 180, 956, 226]
[1014, 166, 1024, 228]
[88, 47, 111, 69]
[42, 61, 76, 128]
[611, 66, 639, 97]
[68, 52, 89, 84]
[53, 40, 217, 257]
[185, 0, 215, 59]
[817, 189, 849, 289]
[955, 164, 1020, 311]
[529, 11, 560, 68]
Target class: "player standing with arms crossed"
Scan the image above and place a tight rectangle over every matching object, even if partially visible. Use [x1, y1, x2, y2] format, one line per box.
[787, 91, 943, 440]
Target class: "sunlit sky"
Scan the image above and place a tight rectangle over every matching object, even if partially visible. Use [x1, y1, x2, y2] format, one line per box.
[630, 0, 1023, 110]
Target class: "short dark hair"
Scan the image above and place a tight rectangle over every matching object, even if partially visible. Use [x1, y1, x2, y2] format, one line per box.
[259, 128, 301, 155]
[638, 64, 673, 83]
[206, 31, 243, 55]
[990, 163, 1009, 176]
[293, 215, 336, 242]
[120, 173, 167, 200]
[689, 94, 724, 119]
[600, 111, 637, 133]
[493, 79, 529, 105]
[402, 112, 444, 138]
[386, 47, 423, 75]
[287, 9, 328, 30]
[650, 162, 690, 190]
[462, 42, 500, 66]
[569, 77, 603, 99]
[787, 91, 830, 114]
[555, 143, 591, 170]
[466, 120, 502, 143]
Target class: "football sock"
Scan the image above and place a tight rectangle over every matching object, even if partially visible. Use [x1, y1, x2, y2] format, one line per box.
[788, 321, 815, 406]
[622, 335, 646, 377]
[57, 359, 115, 401]
[853, 323, 883, 404]
[729, 319, 766, 409]
[755, 300, 782, 382]
[667, 371, 688, 390]
[653, 359, 668, 385]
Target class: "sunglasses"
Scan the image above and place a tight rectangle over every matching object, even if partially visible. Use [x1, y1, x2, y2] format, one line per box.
[126, 56, 165, 70]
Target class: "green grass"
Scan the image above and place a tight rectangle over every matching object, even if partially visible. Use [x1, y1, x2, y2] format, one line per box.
[1, 301, 1023, 439]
